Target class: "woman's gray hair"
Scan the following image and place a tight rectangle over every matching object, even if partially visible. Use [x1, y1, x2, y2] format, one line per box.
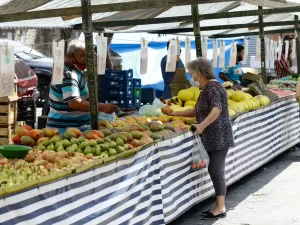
[187, 57, 215, 80]
[66, 40, 85, 57]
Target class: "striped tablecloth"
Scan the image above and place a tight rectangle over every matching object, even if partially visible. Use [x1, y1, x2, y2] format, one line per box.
[0, 97, 299, 225]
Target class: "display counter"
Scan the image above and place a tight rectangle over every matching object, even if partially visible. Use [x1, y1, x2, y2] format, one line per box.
[0, 97, 299, 225]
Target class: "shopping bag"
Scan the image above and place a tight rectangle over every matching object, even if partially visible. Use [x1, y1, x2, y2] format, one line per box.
[191, 133, 210, 171]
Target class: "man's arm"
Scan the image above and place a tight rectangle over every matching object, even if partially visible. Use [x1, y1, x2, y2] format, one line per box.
[219, 73, 231, 82]
[68, 100, 118, 114]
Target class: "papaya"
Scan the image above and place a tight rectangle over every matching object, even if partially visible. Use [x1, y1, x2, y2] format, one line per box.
[164, 125, 176, 132]
[100, 129, 112, 137]
[150, 133, 163, 140]
[129, 131, 143, 140]
[150, 124, 164, 132]
[119, 132, 133, 142]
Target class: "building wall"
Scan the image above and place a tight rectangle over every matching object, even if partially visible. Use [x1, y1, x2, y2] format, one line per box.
[0, 29, 80, 57]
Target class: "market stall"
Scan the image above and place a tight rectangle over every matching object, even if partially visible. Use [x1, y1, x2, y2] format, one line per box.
[0, 1, 300, 225]
[0, 96, 299, 225]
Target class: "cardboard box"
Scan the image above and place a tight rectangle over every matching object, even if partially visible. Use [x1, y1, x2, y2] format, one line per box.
[243, 72, 262, 82]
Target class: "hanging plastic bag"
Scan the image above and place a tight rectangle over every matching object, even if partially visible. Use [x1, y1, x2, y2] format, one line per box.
[190, 129, 210, 171]
[139, 105, 161, 117]
[98, 112, 116, 122]
[152, 98, 165, 108]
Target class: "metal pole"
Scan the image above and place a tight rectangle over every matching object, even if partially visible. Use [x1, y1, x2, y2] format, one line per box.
[295, 15, 300, 74]
[191, 4, 202, 57]
[81, 0, 98, 130]
[258, 6, 267, 84]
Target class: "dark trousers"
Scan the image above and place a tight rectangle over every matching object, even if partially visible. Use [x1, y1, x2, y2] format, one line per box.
[207, 149, 228, 196]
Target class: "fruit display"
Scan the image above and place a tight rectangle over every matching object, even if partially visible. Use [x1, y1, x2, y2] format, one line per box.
[248, 81, 279, 102]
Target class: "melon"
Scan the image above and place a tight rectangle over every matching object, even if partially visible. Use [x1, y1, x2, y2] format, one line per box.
[232, 91, 246, 102]
[178, 89, 194, 102]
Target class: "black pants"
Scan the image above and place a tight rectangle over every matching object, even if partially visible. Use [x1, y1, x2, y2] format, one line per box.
[207, 149, 228, 196]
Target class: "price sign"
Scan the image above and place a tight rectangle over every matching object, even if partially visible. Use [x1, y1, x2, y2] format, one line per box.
[96, 35, 108, 75]
[140, 38, 148, 75]
[212, 39, 218, 68]
[229, 41, 237, 67]
[255, 36, 261, 61]
[51, 40, 65, 85]
[185, 37, 191, 65]
[166, 39, 177, 72]
[285, 40, 289, 61]
[278, 36, 282, 61]
[292, 39, 296, 59]
[201, 37, 208, 59]
[243, 38, 249, 64]
[0, 43, 15, 97]
[219, 40, 225, 68]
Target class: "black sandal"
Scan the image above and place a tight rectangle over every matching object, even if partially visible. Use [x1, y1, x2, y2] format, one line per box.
[201, 210, 211, 215]
[202, 212, 226, 220]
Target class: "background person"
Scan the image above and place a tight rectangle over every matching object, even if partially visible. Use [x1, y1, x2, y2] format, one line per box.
[165, 57, 234, 219]
[275, 36, 293, 79]
[219, 44, 245, 86]
[160, 39, 190, 99]
[46, 40, 118, 133]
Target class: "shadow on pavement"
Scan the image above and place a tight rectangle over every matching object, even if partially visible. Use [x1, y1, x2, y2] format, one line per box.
[168, 147, 300, 225]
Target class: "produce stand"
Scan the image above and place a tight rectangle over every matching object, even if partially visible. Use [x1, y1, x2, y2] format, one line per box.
[0, 96, 299, 225]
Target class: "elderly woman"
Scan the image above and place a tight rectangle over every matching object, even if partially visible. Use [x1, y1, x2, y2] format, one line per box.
[46, 40, 118, 133]
[166, 57, 234, 219]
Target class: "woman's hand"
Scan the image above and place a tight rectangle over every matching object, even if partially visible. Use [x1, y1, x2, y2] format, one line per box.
[194, 123, 205, 135]
[162, 106, 175, 116]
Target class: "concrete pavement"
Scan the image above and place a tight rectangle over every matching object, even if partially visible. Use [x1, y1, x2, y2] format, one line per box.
[170, 147, 300, 225]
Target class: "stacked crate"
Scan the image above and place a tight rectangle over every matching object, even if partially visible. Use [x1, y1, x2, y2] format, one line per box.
[98, 69, 142, 109]
[0, 81, 19, 145]
[17, 99, 36, 128]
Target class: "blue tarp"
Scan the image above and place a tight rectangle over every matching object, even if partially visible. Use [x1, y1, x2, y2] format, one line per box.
[110, 38, 244, 91]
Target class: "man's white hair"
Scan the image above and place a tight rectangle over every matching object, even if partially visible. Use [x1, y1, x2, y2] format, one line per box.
[66, 40, 85, 56]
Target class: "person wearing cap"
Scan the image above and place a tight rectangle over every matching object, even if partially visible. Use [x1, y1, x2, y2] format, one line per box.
[275, 36, 292, 79]
[160, 40, 191, 99]
[219, 44, 245, 87]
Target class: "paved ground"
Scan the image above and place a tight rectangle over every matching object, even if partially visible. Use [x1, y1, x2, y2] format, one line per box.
[170, 147, 300, 225]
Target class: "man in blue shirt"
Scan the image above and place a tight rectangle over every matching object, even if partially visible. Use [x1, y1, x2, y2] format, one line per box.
[160, 40, 190, 99]
[219, 44, 245, 86]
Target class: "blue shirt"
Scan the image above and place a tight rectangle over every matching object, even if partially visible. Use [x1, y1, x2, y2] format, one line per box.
[46, 64, 90, 129]
[220, 63, 244, 84]
[160, 55, 185, 99]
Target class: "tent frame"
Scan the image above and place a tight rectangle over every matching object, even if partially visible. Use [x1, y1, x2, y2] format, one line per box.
[1, 0, 298, 130]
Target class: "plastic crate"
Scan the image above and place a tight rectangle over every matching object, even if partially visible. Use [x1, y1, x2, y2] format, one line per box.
[104, 69, 133, 79]
[99, 87, 133, 100]
[99, 76, 133, 89]
[133, 78, 142, 88]
[17, 99, 36, 123]
[134, 87, 141, 97]
[101, 97, 134, 109]
[133, 96, 142, 108]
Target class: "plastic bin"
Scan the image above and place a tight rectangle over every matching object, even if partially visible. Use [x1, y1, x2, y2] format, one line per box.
[104, 69, 133, 79]
[133, 78, 142, 88]
[98, 76, 133, 89]
[101, 97, 134, 109]
[99, 87, 133, 100]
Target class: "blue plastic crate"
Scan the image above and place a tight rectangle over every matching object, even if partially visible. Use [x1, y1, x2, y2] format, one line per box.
[133, 78, 142, 88]
[133, 96, 142, 108]
[99, 77, 133, 89]
[99, 87, 133, 100]
[104, 69, 133, 79]
[101, 97, 134, 109]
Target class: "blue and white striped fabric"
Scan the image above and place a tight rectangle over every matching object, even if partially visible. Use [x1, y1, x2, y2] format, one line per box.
[0, 97, 299, 225]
